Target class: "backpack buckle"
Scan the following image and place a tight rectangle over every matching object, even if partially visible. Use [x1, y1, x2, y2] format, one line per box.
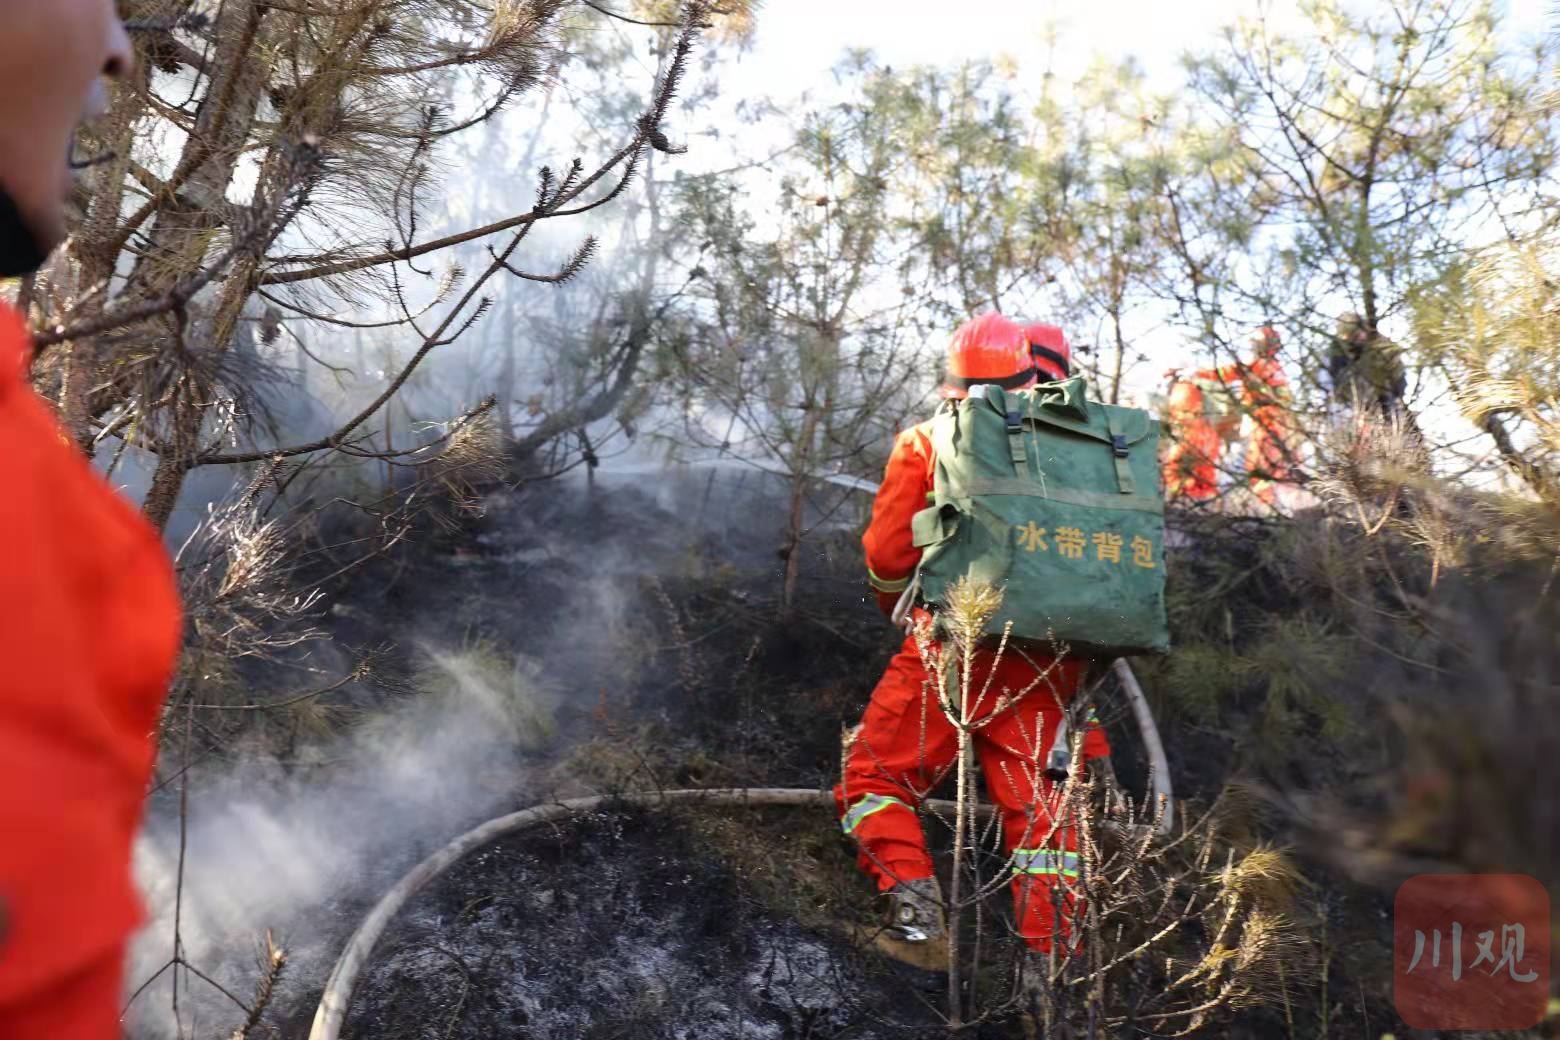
[1111, 434, 1129, 458]
[1005, 410, 1023, 433]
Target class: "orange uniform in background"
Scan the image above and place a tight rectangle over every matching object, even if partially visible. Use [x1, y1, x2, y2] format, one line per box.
[838, 417, 1111, 953]
[1161, 376, 1222, 500]
[1229, 352, 1293, 505]
[1196, 328, 1293, 505]
[1162, 327, 1293, 505]
[0, 304, 182, 1037]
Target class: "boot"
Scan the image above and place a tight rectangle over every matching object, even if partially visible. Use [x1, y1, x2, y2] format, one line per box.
[887, 877, 945, 939]
[860, 877, 949, 972]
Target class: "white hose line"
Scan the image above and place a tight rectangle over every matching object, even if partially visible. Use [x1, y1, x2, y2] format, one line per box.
[1112, 659, 1175, 836]
[310, 787, 992, 1040]
[309, 722, 1173, 1040]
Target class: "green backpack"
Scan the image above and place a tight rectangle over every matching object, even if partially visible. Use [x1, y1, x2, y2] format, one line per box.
[908, 377, 1170, 657]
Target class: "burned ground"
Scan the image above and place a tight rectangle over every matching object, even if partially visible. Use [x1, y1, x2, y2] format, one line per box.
[326, 806, 986, 1040]
[131, 468, 1554, 1040]
[150, 471, 1028, 1040]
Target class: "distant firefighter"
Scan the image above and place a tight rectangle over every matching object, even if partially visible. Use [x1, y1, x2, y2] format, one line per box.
[1162, 326, 1295, 505]
[1161, 367, 1225, 501]
[1328, 311, 1408, 417]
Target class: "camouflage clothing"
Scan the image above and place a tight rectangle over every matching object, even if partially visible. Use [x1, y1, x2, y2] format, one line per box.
[1327, 312, 1407, 415]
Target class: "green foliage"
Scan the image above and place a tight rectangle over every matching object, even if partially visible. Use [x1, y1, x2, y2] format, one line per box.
[1173, 0, 1556, 410]
[1244, 617, 1355, 747]
[1409, 235, 1560, 499]
[1162, 606, 1355, 755]
[1150, 513, 1376, 781]
[1162, 642, 1250, 725]
[655, 55, 944, 602]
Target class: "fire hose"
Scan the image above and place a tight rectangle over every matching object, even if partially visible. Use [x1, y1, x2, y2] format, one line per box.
[308, 660, 1172, 1040]
[309, 789, 946, 1040]
[307, 456, 1176, 1037]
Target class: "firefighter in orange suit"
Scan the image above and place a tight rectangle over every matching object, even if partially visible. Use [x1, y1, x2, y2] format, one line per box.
[0, 6, 183, 1040]
[1231, 326, 1294, 505]
[1161, 367, 1224, 501]
[1163, 326, 1293, 504]
[835, 313, 1113, 965]
[1187, 326, 1293, 505]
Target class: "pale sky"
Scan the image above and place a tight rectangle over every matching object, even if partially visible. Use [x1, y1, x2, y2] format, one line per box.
[720, 0, 1550, 101]
[682, 0, 1553, 465]
[448, 0, 1554, 478]
[659, 0, 1540, 411]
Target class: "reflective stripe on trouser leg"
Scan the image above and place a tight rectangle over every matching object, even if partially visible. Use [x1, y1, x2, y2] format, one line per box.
[1012, 847, 1082, 879]
[841, 793, 914, 835]
[866, 567, 911, 594]
[1011, 848, 1084, 953]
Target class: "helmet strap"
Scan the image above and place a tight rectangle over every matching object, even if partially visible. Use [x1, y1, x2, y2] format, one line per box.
[942, 366, 1037, 392]
[1030, 345, 1071, 378]
[0, 185, 48, 278]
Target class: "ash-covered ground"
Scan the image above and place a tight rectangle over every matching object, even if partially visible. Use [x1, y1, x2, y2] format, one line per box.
[131, 470, 1028, 1039]
[333, 807, 963, 1040]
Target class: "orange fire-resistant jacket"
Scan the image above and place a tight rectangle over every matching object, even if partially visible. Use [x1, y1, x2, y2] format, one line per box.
[863, 422, 936, 616]
[0, 303, 182, 1006]
[861, 419, 1111, 759]
[1200, 355, 1293, 501]
[1199, 355, 1289, 413]
[1162, 379, 1223, 501]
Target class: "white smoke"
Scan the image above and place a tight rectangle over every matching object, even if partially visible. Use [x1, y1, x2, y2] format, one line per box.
[125, 636, 558, 1039]
[122, 471, 779, 1039]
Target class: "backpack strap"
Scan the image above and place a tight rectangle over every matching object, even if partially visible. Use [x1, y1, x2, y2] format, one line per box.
[989, 387, 1029, 473]
[1006, 408, 1028, 471]
[905, 403, 963, 616]
[1104, 407, 1135, 495]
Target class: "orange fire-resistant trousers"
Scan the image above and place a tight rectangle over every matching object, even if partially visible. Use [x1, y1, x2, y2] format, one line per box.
[1245, 406, 1291, 505]
[833, 627, 1105, 953]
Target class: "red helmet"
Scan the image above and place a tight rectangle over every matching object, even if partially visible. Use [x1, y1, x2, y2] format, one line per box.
[942, 313, 1033, 399]
[1023, 322, 1072, 382]
[1250, 325, 1281, 356]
